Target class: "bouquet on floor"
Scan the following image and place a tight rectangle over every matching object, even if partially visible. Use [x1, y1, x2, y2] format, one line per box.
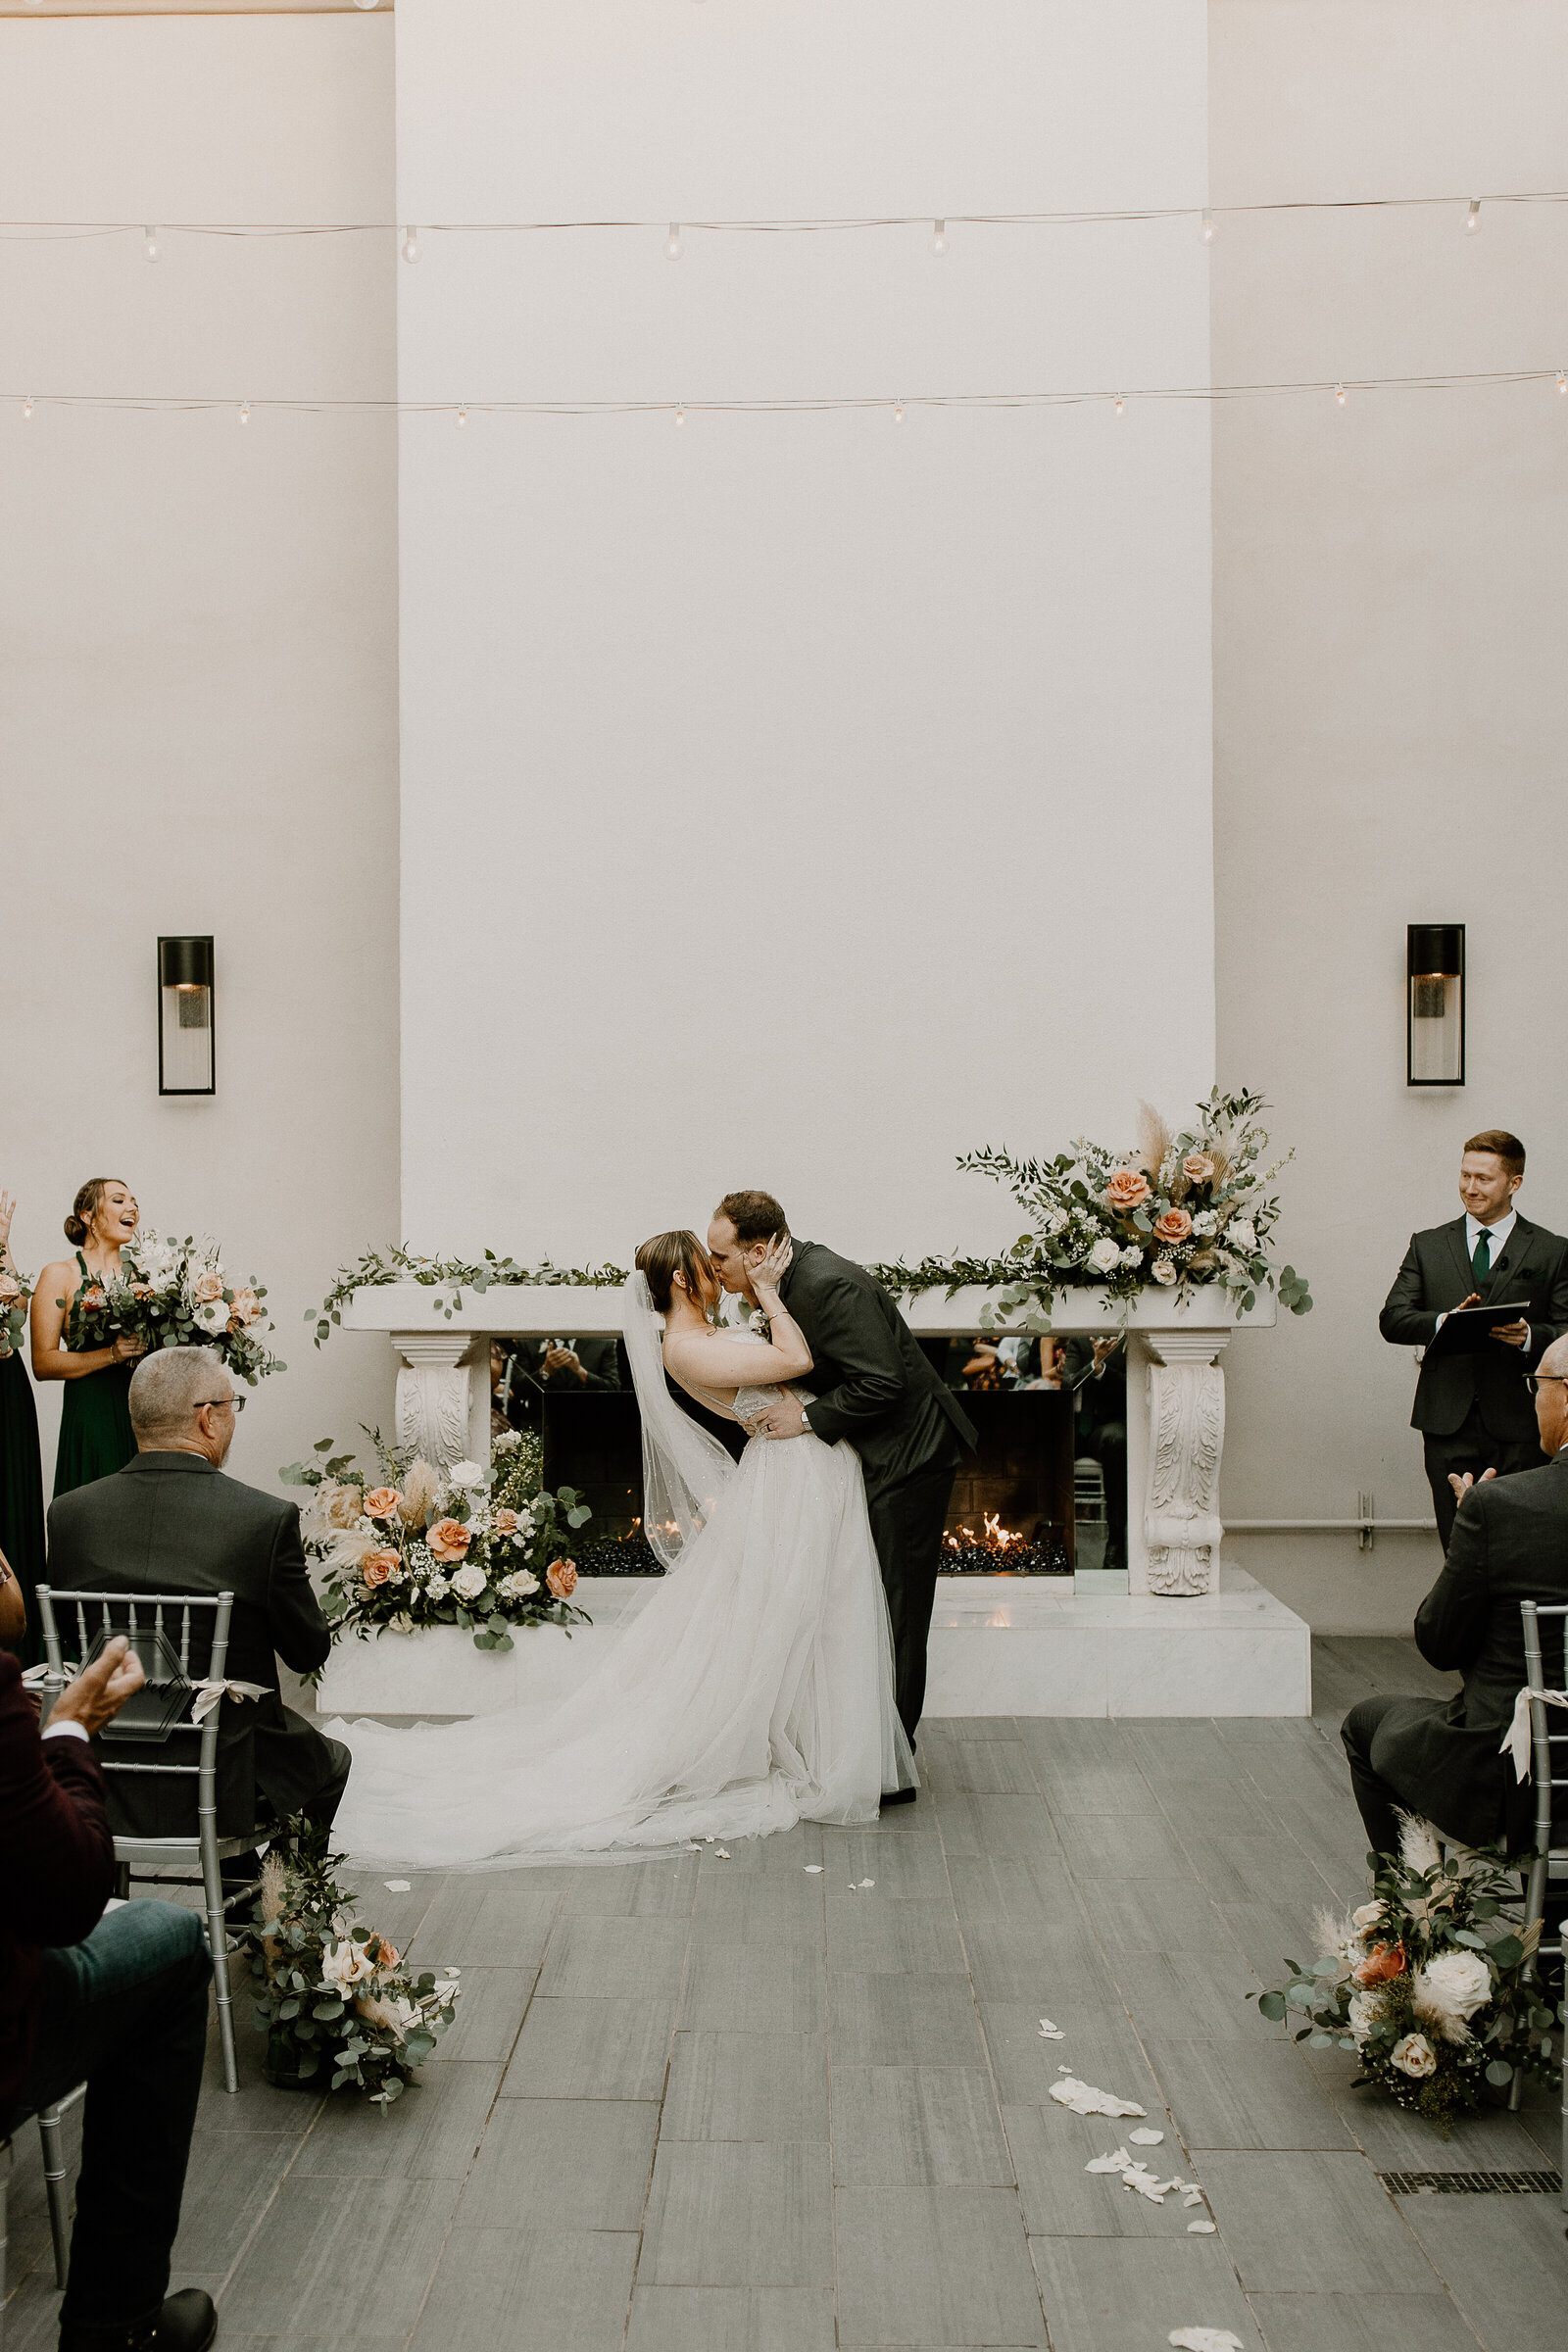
[0, 1263, 31, 1359]
[1249, 1817, 1564, 2129]
[282, 1426, 593, 1657]
[244, 1822, 461, 2103]
[64, 1227, 284, 1383]
[870, 1088, 1312, 1327]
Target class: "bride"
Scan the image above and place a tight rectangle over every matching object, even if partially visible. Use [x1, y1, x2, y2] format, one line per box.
[329, 1229, 915, 1869]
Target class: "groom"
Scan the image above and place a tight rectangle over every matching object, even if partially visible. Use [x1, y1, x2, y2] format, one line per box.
[708, 1191, 976, 1768]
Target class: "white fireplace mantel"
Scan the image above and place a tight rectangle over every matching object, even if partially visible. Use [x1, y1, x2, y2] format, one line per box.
[340, 1282, 1277, 1599]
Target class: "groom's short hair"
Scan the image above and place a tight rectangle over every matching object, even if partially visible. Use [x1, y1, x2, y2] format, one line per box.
[715, 1190, 789, 1246]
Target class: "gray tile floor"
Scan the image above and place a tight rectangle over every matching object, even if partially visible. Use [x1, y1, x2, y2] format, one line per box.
[7, 1638, 1566, 2350]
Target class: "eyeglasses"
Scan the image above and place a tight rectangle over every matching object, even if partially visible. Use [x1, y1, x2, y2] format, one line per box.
[1523, 1375, 1568, 1393]
[193, 1395, 243, 1414]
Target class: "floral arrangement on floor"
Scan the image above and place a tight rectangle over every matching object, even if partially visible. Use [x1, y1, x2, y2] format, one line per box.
[867, 1088, 1311, 1328]
[281, 1427, 592, 1655]
[307, 1246, 627, 1347]
[243, 1821, 461, 2103]
[65, 1228, 284, 1383]
[0, 1263, 31, 1359]
[1249, 1817, 1563, 2130]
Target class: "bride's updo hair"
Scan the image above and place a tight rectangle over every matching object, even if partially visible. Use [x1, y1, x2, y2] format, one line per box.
[65, 1178, 124, 1247]
[635, 1231, 713, 1314]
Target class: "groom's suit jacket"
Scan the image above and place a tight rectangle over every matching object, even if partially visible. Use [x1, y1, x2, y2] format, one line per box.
[780, 1241, 975, 1501]
[1379, 1213, 1568, 1442]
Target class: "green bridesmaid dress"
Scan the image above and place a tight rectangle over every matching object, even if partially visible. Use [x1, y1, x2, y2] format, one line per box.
[53, 1250, 137, 1498]
[0, 1345, 46, 1664]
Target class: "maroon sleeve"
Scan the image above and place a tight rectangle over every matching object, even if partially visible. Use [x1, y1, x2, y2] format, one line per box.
[0, 1653, 117, 1947]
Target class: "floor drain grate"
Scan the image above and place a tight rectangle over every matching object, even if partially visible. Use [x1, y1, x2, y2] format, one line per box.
[1381, 2169, 1562, 2196]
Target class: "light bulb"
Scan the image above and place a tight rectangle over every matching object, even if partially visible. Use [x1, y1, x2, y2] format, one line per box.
[456, 406, 468, 426]
[674, 405, 686, 426]
[352, 0, 379, 10]
[893, 403, 905, 424]
[1114, 395, 1125, 415]
[664, 223, 683, 261]
[402, 226, 419, 264]
[143, 226, 160, 264]
[238, 400, 251, 424]
[1465, 200, 1481, 232]
[1201, 212, 1214, 242]
[931, 219, 947, 257]
[22, 396, 33, 418]
[1335, 382, 1347, 406]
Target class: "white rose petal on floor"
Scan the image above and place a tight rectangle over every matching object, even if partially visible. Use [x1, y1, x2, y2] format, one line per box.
[1049, 2076, 1148, 2118]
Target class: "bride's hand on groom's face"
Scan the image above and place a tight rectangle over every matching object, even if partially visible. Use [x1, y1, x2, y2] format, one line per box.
[748, 1234, 793, 1294]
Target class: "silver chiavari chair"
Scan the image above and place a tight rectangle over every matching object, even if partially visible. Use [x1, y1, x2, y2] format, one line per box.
[1510, 1598, 1568, 2217]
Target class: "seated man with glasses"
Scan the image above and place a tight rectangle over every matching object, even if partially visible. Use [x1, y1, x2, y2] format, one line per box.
[44, 1346, 350, 1865]
[1342, 1334, 1568, 1862]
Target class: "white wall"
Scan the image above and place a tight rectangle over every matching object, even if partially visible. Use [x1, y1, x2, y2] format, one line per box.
[1210, 0, 1568, 1629]
[395, 1, 1217, 1268]
[0, 16, 402, 1491]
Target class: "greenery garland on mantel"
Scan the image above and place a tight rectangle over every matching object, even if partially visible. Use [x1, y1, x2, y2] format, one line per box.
[307, 1088, 1310, 1347]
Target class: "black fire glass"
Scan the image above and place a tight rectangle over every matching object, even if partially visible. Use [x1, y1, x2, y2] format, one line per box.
[193, 1395, 244, 1413]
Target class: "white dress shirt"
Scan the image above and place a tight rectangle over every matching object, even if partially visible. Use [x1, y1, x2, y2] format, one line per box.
[1435, 1205, 1527, 1344]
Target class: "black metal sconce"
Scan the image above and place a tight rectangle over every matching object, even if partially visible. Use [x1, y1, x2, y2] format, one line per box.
[158, 937, 215, 1096]
[1407, 923, 1464, 1087]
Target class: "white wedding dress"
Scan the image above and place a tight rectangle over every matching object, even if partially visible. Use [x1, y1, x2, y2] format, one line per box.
[328, 1274, 915, 1870]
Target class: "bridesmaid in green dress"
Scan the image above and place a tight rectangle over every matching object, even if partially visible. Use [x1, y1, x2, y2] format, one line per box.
[31, 1175, 149, 1499]
[0, 1186, 46, 1660]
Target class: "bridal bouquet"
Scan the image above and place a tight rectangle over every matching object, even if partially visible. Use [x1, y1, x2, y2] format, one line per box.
[243, 1822, 461, 2103]
[871, 1088, 1311, 1329]
[283, 1427, 593, 1655]
[65, 1228, 285, 1383]
[1249, 1819, 1562, 2129]
[0, 1264, 31, 1359]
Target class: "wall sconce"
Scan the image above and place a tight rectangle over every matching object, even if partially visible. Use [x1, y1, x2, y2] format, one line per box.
[158, 937, 215, 1096]
[1407, 923, 1464, 1087]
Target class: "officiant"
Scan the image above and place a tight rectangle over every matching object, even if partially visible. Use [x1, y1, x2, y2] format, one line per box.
[1380, 1129, 1568, 1549]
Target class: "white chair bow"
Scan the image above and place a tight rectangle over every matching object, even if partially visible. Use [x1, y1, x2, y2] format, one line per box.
[189, 1679, 271, 1724]
[1499, 1685, 1568, 1782]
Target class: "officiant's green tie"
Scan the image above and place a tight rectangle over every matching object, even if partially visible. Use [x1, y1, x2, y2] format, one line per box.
[1472, 1227, 1493, 1288]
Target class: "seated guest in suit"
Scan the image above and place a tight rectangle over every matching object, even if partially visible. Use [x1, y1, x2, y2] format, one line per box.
[1380, 1128, 1568, 1552]
[2, 1633, 218, 2352]
[46, 1345, 350, 1855]
[1342, 1332, 1568, 1861]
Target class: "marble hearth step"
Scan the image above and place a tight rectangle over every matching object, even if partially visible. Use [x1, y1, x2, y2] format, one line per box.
[317, 1566, 1309, 1722]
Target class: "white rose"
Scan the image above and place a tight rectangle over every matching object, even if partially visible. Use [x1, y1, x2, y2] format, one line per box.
[321, 1938, 375, 1988]
[1044, 1207, 1068, 1236]
[1411, 1949, 1493, 2041]
[1152, 1256, 1178, 1285]
[424, 1571, 450, 1599]
[1229, 1220, 1257, 1252]
[1119, 1246, 1144, 1269]
[1350, 1902, 1385, 1934]
[1348, 1991, 1379, 2043]
[1190, 1210, 1218, 1237]
[193, 1298, 229, 1334]
[1087, 1237, 1122, 1275]
[450, 1562, 488, 1601]
[498, 1568, 540, 1598]
[1390, 2032, 1438, 2079]
[447, 1459, 487, 1491]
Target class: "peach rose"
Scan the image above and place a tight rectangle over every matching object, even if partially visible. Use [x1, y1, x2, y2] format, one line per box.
[192, 1269, 225, 1304]
[1352, 1941, 1406, 1987]
[1182, 1152, 1216, 1186]
[1103, 1169, 1152, 1212]
[363, 1487, 402, 1522]
[547, 1557, 578, 1599]
[493, 1507, 523, 1538]
[80, 1284, 107, 1310]
[361, 1547, 400, 1589]
[1152, 1207, 1193, 1246]
[0, 1273, 19, 1302]
[427, 1517, 472, 1562]
[228, 1287, 261, 1325]
[130, 1282, 156, 1301]
[368, 1935, 399, 1971]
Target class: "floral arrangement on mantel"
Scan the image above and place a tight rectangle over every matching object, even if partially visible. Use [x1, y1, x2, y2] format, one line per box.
[302, 1088, 1308, 1339]
[281, 1427, 591, 1656]
[243, 1822, 461, 2102]
[0, 1263, 32, 1359]
[867, 1089, 1311, 1329]
[66, 1228, 285, 1383]
[1250, 1817, 1562, 2130]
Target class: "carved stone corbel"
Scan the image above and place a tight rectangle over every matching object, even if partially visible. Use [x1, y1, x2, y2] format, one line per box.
[1135, 1328, 1230, 1598]
[392, 1332, 475, 1469]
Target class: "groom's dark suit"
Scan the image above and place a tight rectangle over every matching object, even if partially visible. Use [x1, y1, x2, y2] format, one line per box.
[780, 1242, 975, 1740]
